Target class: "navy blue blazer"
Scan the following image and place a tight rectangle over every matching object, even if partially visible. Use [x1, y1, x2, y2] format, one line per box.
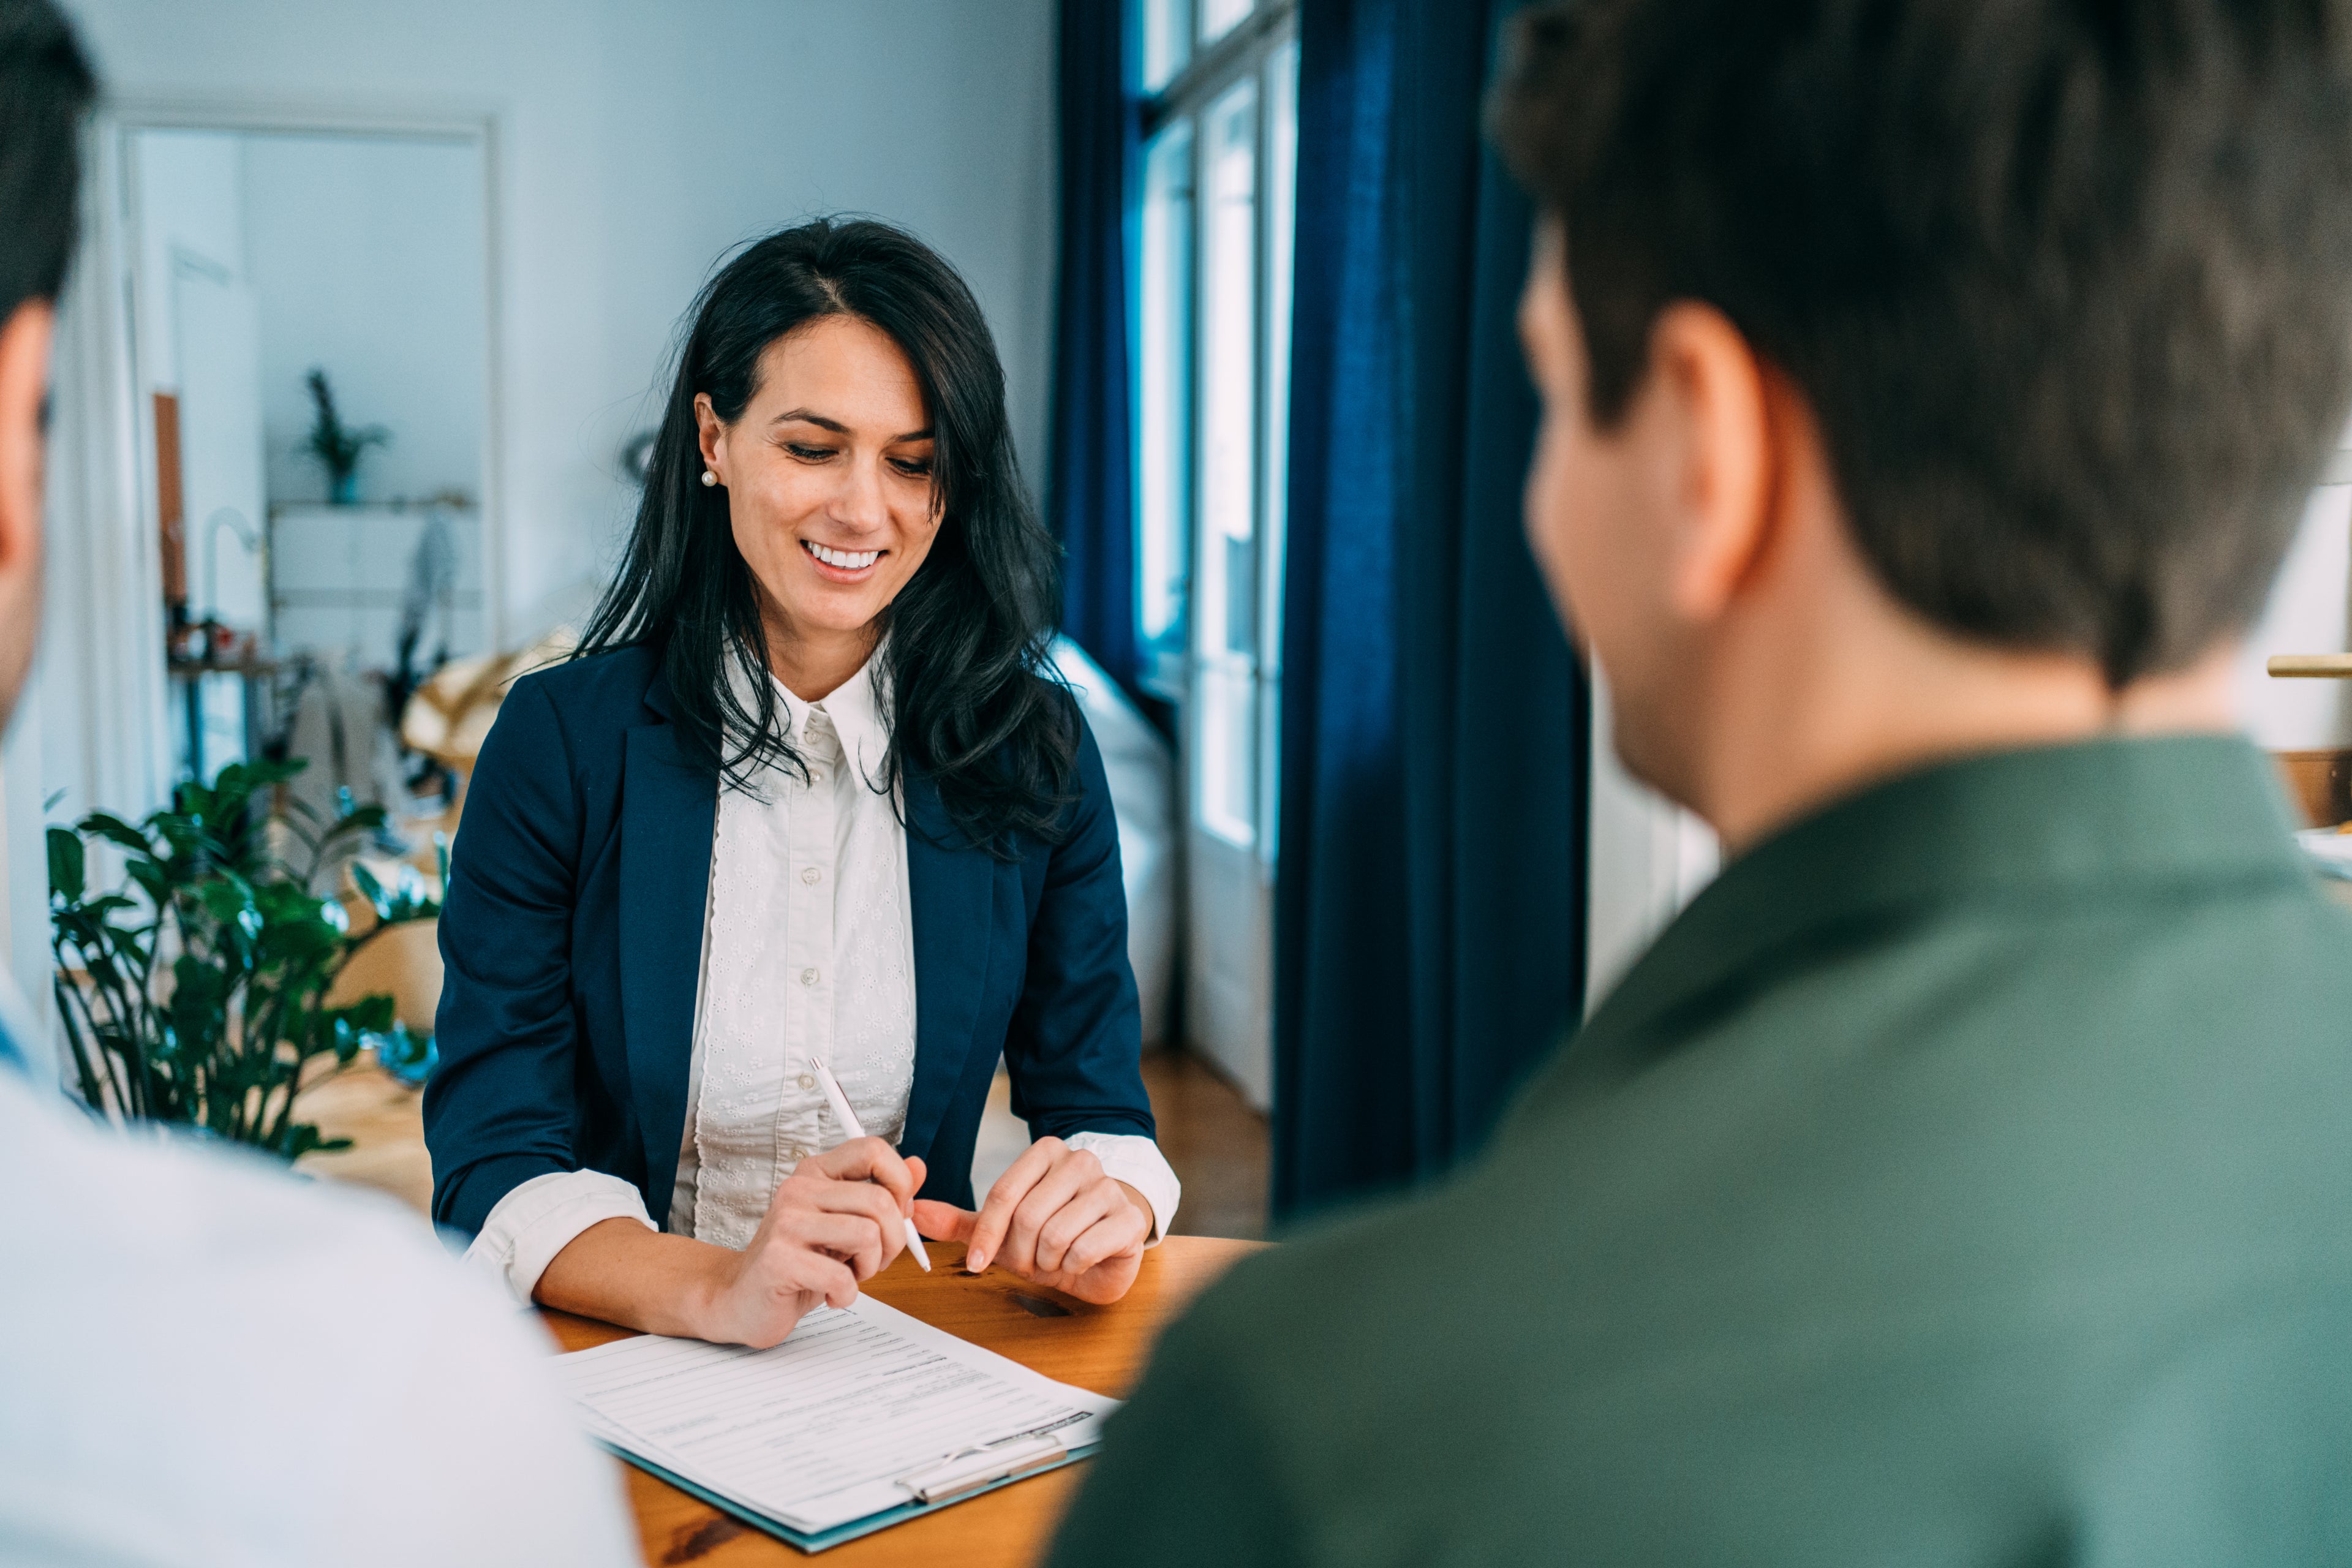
[423, 644, 1155, 1236]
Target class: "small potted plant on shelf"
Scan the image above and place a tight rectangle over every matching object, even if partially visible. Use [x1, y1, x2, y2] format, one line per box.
[302, 367, 390, 506]
[47, 758, 440, 1160]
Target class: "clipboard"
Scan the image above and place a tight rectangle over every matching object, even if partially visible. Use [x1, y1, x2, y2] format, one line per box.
[596, 1430, 1098, 1554]
[557, 1299, 1120, 1554]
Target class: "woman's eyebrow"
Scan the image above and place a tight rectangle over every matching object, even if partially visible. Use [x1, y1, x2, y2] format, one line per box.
[771, 407, 934, 443]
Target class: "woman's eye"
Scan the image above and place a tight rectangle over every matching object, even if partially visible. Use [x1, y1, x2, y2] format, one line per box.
[892, 458, 935, 478]
[785, 443, 835, 461]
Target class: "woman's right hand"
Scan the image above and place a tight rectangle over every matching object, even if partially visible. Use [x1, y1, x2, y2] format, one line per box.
[687, 1139, 925, 1349]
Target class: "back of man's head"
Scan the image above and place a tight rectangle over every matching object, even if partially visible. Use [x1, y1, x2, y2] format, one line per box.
[1491, 0, 2352, 691]
[0, 0, 91, 324]
[0, 0, 90, 734]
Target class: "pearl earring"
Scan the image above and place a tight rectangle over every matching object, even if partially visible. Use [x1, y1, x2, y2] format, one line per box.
[701, 469, 718, 488]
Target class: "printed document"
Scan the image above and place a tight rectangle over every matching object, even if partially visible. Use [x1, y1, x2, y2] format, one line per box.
[556, 1295, 1117, 1534]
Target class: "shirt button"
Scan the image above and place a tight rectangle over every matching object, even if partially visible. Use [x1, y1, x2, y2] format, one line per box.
[800, 967, 820, 987]
[798, 1072, 816, 1090]
[807, 766, 826, 784]
[801, 866, 821, 886]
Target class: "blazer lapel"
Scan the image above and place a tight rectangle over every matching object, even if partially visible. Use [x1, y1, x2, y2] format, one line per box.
[900, 765, 995, 1161]
[619, 675, 716, 1227]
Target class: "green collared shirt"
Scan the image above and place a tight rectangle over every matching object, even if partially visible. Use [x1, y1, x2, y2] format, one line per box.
[1052, 737, 2352, 1567]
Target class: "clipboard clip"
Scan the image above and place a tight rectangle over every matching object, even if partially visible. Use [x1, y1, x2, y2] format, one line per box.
[894, 1432, 1067, 1504]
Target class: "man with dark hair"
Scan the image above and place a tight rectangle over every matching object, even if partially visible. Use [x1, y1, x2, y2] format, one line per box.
[1052, 2, 2352, 1562]
[0, 0, 91, 728]
[0, 5, 638, 1561]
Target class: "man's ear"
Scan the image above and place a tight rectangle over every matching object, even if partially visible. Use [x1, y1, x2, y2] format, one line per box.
[0, 301, 56, 735]
[0, 301, 55, 582]
[1646, 301, 1779, 625]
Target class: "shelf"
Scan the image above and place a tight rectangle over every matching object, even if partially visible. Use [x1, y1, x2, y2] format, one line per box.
[167, 657, 280, 680]
[2267, 654, 2352, 678]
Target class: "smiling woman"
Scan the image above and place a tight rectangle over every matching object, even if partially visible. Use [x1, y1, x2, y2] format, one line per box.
[586, 221, 1074, 845]
[422, 219, 1180, 1351]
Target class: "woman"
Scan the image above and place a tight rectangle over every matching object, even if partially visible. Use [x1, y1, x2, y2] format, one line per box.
[424, 219, 1177, 1349]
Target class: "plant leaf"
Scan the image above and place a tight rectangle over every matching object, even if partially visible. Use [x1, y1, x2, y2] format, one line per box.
[334, 992, 399, 1034]
[349, 859, 387, 919]
[281, 1123, 352, 1160]
[46, 826, 85, 903]
[77, 812, 154, 856]
[125, 859, 171, 914]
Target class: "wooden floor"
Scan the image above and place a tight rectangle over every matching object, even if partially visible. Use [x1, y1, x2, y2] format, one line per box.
[299, 1048, 1272, 1240]
[295, 1063, 436, 1212]
[1135, 1052, 1270, 1240]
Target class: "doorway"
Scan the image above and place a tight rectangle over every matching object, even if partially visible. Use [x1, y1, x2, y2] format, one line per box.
[115, 115, 497, 824]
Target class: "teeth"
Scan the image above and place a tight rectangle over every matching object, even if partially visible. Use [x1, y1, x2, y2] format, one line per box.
[806, 541, 881, 570]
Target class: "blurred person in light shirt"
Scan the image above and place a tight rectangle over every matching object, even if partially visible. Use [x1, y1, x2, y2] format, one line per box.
[0, 4, 641, 1562]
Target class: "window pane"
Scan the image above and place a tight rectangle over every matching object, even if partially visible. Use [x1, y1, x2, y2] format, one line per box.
[1257, 37, 1298, 865]
[1136, 121, 1195, 687]
[1199, 0, 1253, 48]
[1140, 0, 1194, 92]
[1194, 78, 1258, 849]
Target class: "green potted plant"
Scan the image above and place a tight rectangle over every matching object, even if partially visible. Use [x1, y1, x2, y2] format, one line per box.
[303, 367, 390, 506]
[47, 758, 439, 1160]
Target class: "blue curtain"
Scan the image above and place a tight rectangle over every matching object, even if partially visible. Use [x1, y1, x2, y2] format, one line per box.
[1047, 0, 1141, 694]
[1273, 0, 1588, 1218]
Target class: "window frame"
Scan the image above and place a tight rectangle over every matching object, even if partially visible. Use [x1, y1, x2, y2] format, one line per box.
[1133, 0, 1298, 861]
[1139, 1, 1296, 141]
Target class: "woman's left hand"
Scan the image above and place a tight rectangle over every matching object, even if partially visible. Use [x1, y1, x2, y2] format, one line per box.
[913, 1137, 1152, 1304]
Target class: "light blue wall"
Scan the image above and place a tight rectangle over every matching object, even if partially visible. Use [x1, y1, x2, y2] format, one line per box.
[243, 134, 488, 507]
[64, 0, 1060, 640]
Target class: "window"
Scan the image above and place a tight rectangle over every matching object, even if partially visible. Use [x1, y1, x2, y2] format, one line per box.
[1134, 0, 1299, 856]
[1134, 0, 1298, 1106]
[1141, 0, 1193, 91]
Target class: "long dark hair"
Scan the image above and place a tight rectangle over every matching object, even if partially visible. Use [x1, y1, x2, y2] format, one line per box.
[576, 217, 1077, 851]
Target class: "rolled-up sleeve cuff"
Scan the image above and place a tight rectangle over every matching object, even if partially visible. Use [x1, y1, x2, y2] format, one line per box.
[1066, 1132, 1181, 1246]
[463, 1169, 655, 1306]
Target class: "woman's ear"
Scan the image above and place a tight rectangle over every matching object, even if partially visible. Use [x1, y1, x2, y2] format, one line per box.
[1649, 301, 1779, 626]
[693, 391, 726, 483]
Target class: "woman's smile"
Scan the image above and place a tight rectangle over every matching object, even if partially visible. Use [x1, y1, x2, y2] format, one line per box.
[801, 537, 885, 579]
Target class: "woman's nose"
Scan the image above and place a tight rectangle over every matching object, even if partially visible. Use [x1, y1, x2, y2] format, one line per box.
[827, 454, 891, 533]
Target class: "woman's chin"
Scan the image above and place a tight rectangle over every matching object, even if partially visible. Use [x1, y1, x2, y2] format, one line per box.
[775, 586, 890, 639]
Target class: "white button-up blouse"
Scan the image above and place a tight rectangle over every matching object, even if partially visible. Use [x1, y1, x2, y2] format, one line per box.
[466, 652, 1180, 1303]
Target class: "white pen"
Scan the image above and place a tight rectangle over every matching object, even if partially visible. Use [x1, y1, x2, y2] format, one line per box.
[810, 1059, 932, 1272]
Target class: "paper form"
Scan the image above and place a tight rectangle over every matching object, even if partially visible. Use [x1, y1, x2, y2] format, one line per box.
[556, 1295, 1118, 1534]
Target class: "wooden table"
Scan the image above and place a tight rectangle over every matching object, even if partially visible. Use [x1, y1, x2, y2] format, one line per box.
[543, 1236, 1263, 1566]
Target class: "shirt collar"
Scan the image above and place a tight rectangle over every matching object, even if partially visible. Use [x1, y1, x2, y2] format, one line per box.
[1566, 734, 2309, 1087]
[733, 641, 892, 791]
[804, 647, 892, 790]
